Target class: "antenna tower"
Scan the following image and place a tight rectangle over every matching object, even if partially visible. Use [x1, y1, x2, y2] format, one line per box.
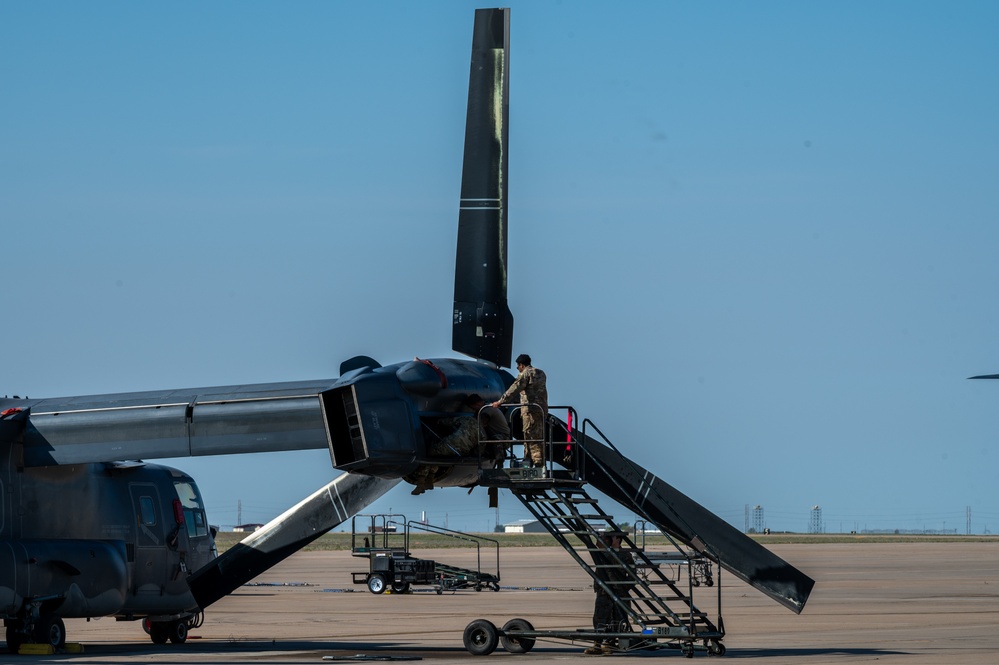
[751, 505, 765, 533]
[809, 505, 823, 534]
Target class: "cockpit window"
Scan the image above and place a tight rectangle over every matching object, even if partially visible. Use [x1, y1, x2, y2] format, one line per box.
[174, 480, 209, 538]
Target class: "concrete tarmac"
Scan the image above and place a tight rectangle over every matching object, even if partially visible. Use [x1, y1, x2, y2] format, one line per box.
[20, 541, 999, 663]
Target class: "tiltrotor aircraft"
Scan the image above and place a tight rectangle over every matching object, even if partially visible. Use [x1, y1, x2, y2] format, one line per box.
[0, 7, 813, 654]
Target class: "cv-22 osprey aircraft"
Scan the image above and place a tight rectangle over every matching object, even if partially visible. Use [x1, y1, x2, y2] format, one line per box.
[0, 7, 814, 654]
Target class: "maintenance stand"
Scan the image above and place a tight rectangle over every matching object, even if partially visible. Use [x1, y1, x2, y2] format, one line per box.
[350, 514, 500, 594]
[463, 405, 725, 658]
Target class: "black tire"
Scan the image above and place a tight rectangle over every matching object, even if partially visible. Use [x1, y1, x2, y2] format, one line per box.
[500, 618, 535, 654]
[391, 581, 411, 594]
[149, 623, 169, 644]
[5, 626, 24, 654]
[463, 619, 498, 656]
[169, 620, 189, 644]
[34, 615, 66, 648]
[367, 573, 387, 594]
[708, 640, 726, 656]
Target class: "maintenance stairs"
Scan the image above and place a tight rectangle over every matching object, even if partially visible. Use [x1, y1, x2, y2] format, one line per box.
[463, 405, 817, 655]
[472, 406, 726, 654]
[511, 484, 722, 645]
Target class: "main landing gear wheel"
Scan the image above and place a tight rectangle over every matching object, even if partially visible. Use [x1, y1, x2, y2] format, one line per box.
[500, 618, 535, 654]
[463, 619, 499, 656]
[367, 573, 387, 594]
[169, 619, 189, 644]
[144, 618, 189, 645]
[34, 615, 66, 649]
[148, 622, 169, 645]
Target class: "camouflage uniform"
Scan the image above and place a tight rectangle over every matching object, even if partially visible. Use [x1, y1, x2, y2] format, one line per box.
[477, 405, 511, 464]
[589, 537, 636, 651]
[409, 416, 482, 494]
[429, 416, 481, 457]
[498, 365, 548, 465]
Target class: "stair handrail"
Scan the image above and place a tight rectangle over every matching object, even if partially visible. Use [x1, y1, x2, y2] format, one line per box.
[350, 513, 409, 553]
[515, 485, 688, 630]
[400, 519, 501, 581]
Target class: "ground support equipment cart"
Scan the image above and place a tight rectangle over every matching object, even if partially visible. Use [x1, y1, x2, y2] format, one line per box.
[350, 514, 500, 594]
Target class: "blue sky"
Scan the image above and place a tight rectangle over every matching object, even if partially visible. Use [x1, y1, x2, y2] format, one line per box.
[2, 1, 998, 535]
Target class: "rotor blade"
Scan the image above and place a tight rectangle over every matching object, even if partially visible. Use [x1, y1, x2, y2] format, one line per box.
[452, 7, 514, 368]
[567, 425, 814, 613]
[187, 473, 398, 609]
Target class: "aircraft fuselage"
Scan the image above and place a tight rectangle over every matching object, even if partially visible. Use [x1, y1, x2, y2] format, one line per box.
[0, 455, 215, 632]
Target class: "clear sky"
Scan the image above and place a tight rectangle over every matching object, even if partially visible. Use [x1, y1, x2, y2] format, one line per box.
[3, 1, 998, 535]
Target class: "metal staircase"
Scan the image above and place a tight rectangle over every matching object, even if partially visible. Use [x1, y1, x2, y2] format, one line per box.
[468, 405, 814, 655]
[509, 483, 722, 645]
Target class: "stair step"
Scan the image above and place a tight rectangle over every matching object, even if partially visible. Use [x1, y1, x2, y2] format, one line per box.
[512, 481, 721, 638]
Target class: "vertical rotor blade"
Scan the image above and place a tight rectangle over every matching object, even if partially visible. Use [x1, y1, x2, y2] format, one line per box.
[452, 7, 514, 368]
[577, 435, 814, 613]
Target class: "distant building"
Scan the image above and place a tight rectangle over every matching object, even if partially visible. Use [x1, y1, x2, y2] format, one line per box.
[367, 525, 398, 533]
[232, 523, 264, 533]
[503, 519, 546, 533]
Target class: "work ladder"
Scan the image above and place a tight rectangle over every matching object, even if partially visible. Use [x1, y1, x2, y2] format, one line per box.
[508, 483, 722, 644]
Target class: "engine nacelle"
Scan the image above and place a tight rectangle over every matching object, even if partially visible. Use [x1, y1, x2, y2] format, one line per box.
[320, 357, 512, 481]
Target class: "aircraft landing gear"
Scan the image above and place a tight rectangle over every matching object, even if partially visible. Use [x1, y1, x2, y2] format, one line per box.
[34, 615, 66, 649]
[146, 619, 187, 644]
[142, 613, 201, 645]
[4, 613, 66, 654]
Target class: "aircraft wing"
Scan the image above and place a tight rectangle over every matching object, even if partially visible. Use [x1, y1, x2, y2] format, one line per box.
[3, 379, 339, 466]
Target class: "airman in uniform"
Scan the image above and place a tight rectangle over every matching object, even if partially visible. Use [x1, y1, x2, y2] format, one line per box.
[492, 353, 548, 467]
[585, 531, 636, 655]
[466, 393, 511, 465]
[408, 416, 481, 495]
